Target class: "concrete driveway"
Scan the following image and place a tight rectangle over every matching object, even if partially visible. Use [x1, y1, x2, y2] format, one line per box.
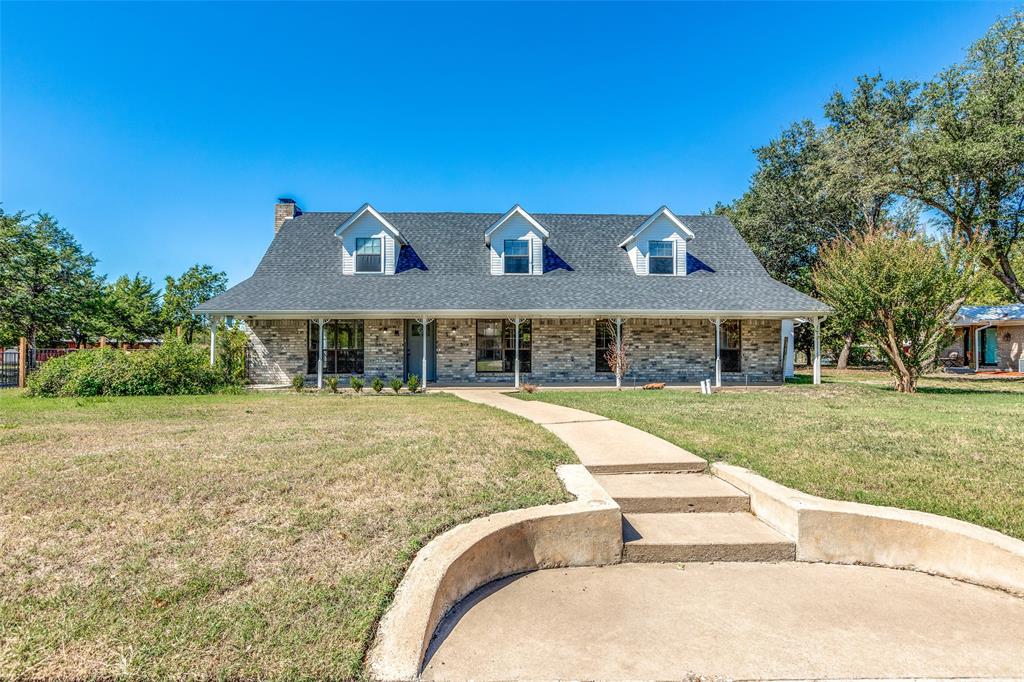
[422, 562, 1024, 680]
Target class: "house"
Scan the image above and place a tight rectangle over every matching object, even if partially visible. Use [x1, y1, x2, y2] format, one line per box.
[944, 304, 1024, 373]
[195, 199, 830, 387]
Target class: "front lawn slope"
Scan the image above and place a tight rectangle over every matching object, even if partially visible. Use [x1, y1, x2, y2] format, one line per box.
[0, 391, 573, 679]
[522, 371, 1024, 541]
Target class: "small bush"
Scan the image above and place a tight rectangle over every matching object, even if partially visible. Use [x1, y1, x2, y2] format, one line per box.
[26, 338, 225, 397]
[406, 373, 420, 394]
[371, 377, 384, 393]
[292, 373, 305, 393]
[349, 376, 364, 393]
[520, 383, 539, 394]
[325, 376, 339, 393]
[389, 377, 403, 394]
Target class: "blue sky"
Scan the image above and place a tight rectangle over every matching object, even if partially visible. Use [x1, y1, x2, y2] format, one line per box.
[1, 1, 1015, 286]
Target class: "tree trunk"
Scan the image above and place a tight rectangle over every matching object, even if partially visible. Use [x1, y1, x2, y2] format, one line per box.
[836, 331, 854, 370]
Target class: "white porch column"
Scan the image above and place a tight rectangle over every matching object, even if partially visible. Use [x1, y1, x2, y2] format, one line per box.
[614, 318, 623, 389]
[209, 316, 217, 366]
[714, 318, 722, 388]
[316, 319, 325, 389]
[513, 317, 522, 389]
[419, 318, 431, 391]
[813, 316, 821, 385]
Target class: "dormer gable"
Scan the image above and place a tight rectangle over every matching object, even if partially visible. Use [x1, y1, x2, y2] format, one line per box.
[335, 204, 406, 275]
[618, 206, 694, 276]
[484, 205, 549, 275]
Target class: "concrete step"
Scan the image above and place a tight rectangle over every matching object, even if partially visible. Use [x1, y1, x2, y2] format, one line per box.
[595, 473, 750, 513]
[621, 512, 795, 563]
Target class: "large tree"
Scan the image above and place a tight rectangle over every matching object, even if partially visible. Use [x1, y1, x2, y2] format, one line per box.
[898, 10, 1024, 302]
[814, 228, 983, 393]
[102, 274, 162, 344]
[163, 264, 227, 343]
[0, 209, 98, 347]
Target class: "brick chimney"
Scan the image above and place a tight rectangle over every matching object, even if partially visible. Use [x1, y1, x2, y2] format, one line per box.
[275, 197, 301, 234]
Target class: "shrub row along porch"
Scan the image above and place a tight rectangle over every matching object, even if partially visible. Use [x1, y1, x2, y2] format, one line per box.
[215, 315, 803, 388]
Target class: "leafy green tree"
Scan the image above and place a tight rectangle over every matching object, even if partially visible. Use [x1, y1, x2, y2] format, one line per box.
[814, 228, 983, 393]
[898, 10, 1024, 302]
[0, 209, 98, 347]
[102, 274, 162, 344]
[162, 264, 227, 343]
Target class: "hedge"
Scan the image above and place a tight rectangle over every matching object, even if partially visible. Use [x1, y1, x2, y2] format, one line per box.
[26, 339, 235, 397]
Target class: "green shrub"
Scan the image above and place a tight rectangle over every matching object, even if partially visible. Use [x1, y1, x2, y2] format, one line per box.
[349, 376, 364, 393]
[26, 338, 224, 397]
[371, 377, 384, 393]
[389, 377, 403, 394]
[325, 376, 339, 393]
[406, 373, 420, 394]
[292, 373, 305, 393]
[216, 324, 249, 385]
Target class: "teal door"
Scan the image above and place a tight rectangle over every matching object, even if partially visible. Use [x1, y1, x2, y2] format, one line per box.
[982, 327, 998, 365]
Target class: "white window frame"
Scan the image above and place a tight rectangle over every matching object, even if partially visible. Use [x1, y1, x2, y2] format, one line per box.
[647, 239, 676, 276]
[502, 238, 532, 275]
[354, 237, 384, 274]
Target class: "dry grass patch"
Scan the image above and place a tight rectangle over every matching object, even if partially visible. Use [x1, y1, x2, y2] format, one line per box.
[0, 390, 574, 679]
[521, 369, 1024, 540]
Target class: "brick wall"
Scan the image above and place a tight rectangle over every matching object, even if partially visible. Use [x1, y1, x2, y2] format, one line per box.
[365, 319, 405, 378]
[245, 319, 306, 384]
[244, 317, 783, 385]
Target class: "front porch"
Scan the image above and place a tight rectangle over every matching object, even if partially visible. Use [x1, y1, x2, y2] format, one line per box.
[214, 316, 824, 389]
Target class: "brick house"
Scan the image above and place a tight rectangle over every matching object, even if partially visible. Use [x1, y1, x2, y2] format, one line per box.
[196, 200, 830, 387]
[943, 304, 1024, 373]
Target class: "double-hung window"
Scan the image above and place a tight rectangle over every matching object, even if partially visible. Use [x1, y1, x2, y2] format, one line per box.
[355, 237, 382, 273]
[595, 321, 616, 373]
[648, 240, 674, 275]
[308, 320, 365, 374]
[476, 320, 532, 372]
[503, 239, 530, 274]
[719, 320, 741, 372]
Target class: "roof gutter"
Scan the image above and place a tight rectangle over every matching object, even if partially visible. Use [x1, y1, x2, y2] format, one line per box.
[194, 307, 831, 320]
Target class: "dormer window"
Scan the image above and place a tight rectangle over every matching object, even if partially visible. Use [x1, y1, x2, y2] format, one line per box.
[648, 241, 675, 275]
[504, 239, 530, 274]
[335, 204, 407, 276]
[355, 237, 383, 273]
[485, 205, 550, 276]
[618, 206, 695, 276]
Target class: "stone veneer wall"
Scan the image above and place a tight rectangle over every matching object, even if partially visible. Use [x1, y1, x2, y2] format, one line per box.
[997, 325, 1024, 371]
[245, 317, 783, 385]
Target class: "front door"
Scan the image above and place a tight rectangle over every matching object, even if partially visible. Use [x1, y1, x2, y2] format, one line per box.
[405, 320, 437, 381]
[982, 327, 999, 366]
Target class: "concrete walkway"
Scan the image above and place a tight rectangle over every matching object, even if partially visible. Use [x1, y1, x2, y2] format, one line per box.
[422, 562, 1024, 680]
[449, 390, 707, 473]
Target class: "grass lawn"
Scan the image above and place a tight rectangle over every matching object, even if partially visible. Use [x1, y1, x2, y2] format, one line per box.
[0, 390, 574, 679]
[520, 369, 1024, 541]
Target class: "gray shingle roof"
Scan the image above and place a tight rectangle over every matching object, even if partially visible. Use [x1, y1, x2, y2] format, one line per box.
[197, 211, 829, 316]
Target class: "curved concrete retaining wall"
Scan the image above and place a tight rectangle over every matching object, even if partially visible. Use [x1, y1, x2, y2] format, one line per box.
[712, 463, 1024, 595]
[367, 464, 622, 681]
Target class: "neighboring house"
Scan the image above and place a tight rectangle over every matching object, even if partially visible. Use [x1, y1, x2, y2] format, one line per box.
[943, 304, 1024, 372]
[196, 199, 830, 386]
